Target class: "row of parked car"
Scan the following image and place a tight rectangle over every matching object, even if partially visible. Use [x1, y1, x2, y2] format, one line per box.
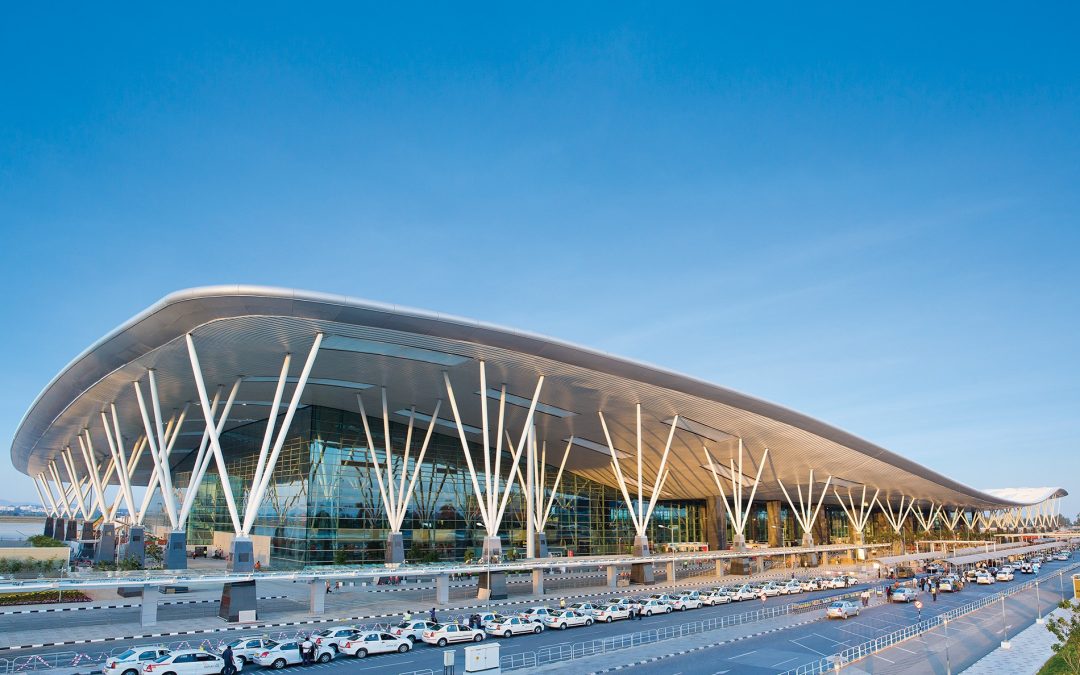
[102, 573, 866, 672]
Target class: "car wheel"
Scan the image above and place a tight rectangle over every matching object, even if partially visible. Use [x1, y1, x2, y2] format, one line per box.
[645, 610, 652, 617]
[559, 623, 567, 630]
[585, 619, 593, 626]
[605, 616, 613, 623]
[679, 606, 686, 611]
[272, 659, 287, 670]
[354, 649, 367, 659]
[504, 630, 512, 638]
[398, 644, 409, 653]
[473, 634, 483, 642]
[666, 607, 672, 614]
[318, 653, 331, 663]
[437, 638, 448, 647]
[123, 669, 139, 675]
[533, 625, 542, 634]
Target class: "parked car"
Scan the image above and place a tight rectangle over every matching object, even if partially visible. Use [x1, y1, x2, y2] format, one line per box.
[567, 602, 602, 616]
[339, 632, 411, 658]
[759, 582, 783, 597]
[964, 569, 980, 582]
[801, 578, 825, 592]
[1019, 563, 1034, 574]
[731, 584, 758, 601]
[672, 593, 703, 611]
[703, 588, 733, 605]
[104, 646, 171, 675]
[421, 623, 485, 647]
[520, 607, 557, 623]
[780, 580, 803, 595]
[389, 620, 438, 643]
[937, 577, 957, 592]
[485, 616, 543, 637]
[253, 642, 333, 668]
[891, 587, 918, 602]
[542, 609, 594, 630]
[996, 569, 1015, 582]
[639, 598, 673, 616]
[220, 639, 278, 665]
[144, 650, 244, 675]
[975, 572, 995, 585]
[312, 626, 360, 653]
[826, 600, 861, 619]
[594, 605, 631, 622]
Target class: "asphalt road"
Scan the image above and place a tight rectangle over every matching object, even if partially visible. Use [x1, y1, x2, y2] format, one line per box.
[617, 558, 1077, 675]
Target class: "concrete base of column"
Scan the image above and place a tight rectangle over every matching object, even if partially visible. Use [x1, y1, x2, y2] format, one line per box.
[666, 561, 676, 584]
[731, 533, 747, 552]
[801, 532, 818, 567]
[219, 580, 257, 622]
[478, 536, 507, 600]
[715, 559, 726, 577]
[854, 532, 866, 561]
[95, 523, 117, 563]
[54, 518, 66, 541]
[141, 585, 158, 626]
[533, 532, 549, 559]
[80, 521, 95, 543]
[229, 538, 255, 574]
[631, 535, 654, 585]
[43, 516, 55, 539]
[531, 569, 544, 595]
[65, 519, 78, 541]
[756, 556, 766, 574]
[309, 580, 325, 615]
[385, 532, 405, 564]
[607, 565, 619, 588]
[165, 531, 188, 570]
[436, 574, 449, 604]
[125, 526, 146, 567]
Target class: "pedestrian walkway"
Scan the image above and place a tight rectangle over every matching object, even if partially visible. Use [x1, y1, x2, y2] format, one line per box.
[961, 606, 1074, 675]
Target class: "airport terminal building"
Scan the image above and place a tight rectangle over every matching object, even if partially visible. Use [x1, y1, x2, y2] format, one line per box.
[11, 286, 1068, 570]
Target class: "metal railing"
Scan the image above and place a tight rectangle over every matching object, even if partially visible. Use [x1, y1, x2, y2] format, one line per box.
[781, 561, 1080, 674]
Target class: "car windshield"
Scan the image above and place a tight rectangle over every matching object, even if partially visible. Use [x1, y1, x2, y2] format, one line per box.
[829, 602, 845, 608]
[153, 656, 172, 664]
[115, 650, 138, 660]
[226, 640, 246, 648]
[430, 624, 446, 631]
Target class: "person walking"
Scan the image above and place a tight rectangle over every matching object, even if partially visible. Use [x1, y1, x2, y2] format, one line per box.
[222, 645, 236, 675]
[885, 585, 892, 602]
[932, 584, 938, 602]
[637, 604, 644, 620]
[560, 598, 566, 609]
[430, 607, 437, 623]
[760, 591, 767, 608]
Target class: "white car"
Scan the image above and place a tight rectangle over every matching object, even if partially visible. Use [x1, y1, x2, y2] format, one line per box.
[421, 623, 485, 647]
[800, 578, 825, 592]
[520, 606, 557, 623]
[220, 639, 277, 665]
[389, 620, 438, 643]
[339, 632, 411, 658]
[891, 587, 919, 602]
[759, 582, 783, 597]
[567, 602, 602, 616]
[1019, 563, 1034, 574]
[594, 605, 631, 622]
[312, 626, 360, 652]
[937, 577, 957, 592]
[253, 641, 333, 668]
[648, 593, 676, 604]
[826, 600, 861, 619]
[542, 609, 594, 630]
[779, 580, 803, 595]
[703, 588, 733, 605]
[996, 569, 1015, 582]
[731, 584, 758, 601]
[143, 650, 244, 675]
[672, 593, 703, 611]
[826, 577, 849, 589]
[975, 572, 995, 585]
[639, 598, 673, 616]
[104, 646, 171, 675]
[1054, 553, 1069, 561]
[486, 616, 544, 637]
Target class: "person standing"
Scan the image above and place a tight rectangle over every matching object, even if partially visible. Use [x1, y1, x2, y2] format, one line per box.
[300, 636, 313, 665]
[222, 645, 236, 675]
[760, 591, 767, 607]
[430, 607, 437, 623]
[560, 598, 566, 609]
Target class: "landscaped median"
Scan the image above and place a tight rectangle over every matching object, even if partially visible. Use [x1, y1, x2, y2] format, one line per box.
[0, 590, 90, 606]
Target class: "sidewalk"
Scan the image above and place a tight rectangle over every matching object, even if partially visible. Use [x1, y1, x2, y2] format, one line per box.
[961, 606, 1073, 675]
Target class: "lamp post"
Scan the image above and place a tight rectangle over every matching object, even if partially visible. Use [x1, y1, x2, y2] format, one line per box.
[943, 616, 952, 675]
[1000, 595, 1010, 649]
[1036, 579, 1044, 624]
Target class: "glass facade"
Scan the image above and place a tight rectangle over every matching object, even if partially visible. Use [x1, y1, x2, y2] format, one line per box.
[154, 405, 708, 568]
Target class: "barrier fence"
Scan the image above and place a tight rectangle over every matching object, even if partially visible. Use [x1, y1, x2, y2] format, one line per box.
[780, 561, 1080, 674]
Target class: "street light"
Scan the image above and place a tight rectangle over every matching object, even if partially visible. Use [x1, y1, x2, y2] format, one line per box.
[1036, 579, 1044, 624]
[1000, 595, 1011, 649]
[943, 616, 952, 675]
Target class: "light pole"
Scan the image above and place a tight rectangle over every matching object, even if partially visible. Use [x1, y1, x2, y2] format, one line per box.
[943, 616, 952, 675]
[1000, 595, 1011, 649]
[1036, 579, 1044, 624]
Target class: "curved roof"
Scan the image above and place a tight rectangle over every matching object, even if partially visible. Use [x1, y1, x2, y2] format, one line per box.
[11, 285, 1067, 510]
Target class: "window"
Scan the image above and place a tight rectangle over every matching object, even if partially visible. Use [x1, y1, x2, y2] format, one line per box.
[173, 655, 195, 664]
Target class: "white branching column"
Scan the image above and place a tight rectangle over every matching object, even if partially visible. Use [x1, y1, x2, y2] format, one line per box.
[834, 486, 879, 560]
[702, 439, 768, 555]
[355, 388, 442, 564]
[910, 502, 943, 534]
[941, 507, 964, 534]
[444, 362, 545, 600]
[777, 470, 833, 567]
[599, 405, 680, 585]
[514, 435, 573, 559]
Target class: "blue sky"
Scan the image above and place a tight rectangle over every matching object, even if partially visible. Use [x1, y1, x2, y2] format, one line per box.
[1, 4, 1078, 517]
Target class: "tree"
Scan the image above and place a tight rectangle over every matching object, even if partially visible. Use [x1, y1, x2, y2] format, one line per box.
[1046, 599, 1080, 674]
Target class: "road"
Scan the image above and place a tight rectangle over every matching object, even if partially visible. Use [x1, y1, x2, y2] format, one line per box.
[617, 557, 1076, 674]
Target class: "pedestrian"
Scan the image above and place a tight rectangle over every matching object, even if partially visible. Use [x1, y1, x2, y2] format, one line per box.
[325, 581, 331, 594]
[222, 645, 236, 675]
[637, 604, 644, 620]
[760, 591, 767, 607]
[932, 585, 938, 602]
[404, 610, 412, 622]
[885, 585, 892, 602]
[560, 598, 566, 609]
[430, 607, 437, 623]
[300, 636, 313, 665]
[629, 606, 636, 620]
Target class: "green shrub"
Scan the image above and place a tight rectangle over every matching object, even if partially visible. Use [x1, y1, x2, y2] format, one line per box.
[0, 590, 90, 606]
[26, 535, 66, 548]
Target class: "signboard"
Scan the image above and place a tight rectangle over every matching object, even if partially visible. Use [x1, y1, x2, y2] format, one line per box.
[914, 600, 923, 610]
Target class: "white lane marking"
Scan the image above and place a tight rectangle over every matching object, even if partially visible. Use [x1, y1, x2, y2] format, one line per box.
[790, 639, 829, 657]
[873, 654, 895, 663]
[812, 632, 848, 645]
[730, 650, 756, 659]
[770, 656, 800, 668]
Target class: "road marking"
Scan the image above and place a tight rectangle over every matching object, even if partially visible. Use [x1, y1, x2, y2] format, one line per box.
[730, 650, 756, 659]
[873, 654, 895, 663]
[812, 632, 848, 645]
[894, 646, 918, 654]
[770, 656, 800, 667]
[790, 639, 829, 657]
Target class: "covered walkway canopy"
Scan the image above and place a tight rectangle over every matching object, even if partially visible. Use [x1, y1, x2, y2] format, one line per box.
[944, 541, 1065, 567]
[950, 541, 1026, 557]
[872, 551, 943, 567]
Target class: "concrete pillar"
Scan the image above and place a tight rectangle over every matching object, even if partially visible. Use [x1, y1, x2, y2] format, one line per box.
[66, 519, 79, 541]
[125, 526, 146, 567]
[630, 535, 654, 585]
[531, 569, 544, 595]
[95, 523, 117, 563]
[666, 561, 676, 585]
[767, 501, 783, 548]
[756, 556, 766, 575]
[165, 531, 188, 570]
[229, 538, 255, 573]
[606, 565, 619, 589]
[309, 579, 325, 615]
[854, 530, 866, 561]
[801, 531, 818, 568]
[80, 521, 94, 543]
[141, 586, 158, 626]
[54, 518, 66, 541]
[477, 536, 507, 600]
[715, 559, 726, 577]
[43, 516, 55, 539]
[386, 532, 404, 564]
[533, 532, 549, 559]
[218, 580, 257, 622]
[436, 574, 450, 604]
